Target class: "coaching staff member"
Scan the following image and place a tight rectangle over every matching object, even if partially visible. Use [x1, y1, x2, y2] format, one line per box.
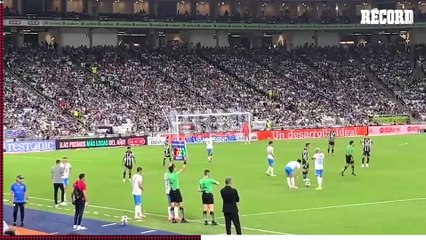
[71, 173, 88, 230]
[52, 159, 65, 207]
[220, 177, 241, 235]
[10, 175, 28, 226]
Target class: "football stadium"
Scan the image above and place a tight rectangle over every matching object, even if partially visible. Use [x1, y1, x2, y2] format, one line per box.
[2, 0, 426, 238]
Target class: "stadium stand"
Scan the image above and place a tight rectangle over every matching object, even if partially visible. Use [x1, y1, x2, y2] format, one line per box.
[5, 43, 425, 138]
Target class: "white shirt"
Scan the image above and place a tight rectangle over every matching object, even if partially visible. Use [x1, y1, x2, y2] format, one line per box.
[60, 162, 71, 179]
[132, 174, 143, 195]
[205, 138, 214, 149]
[267, 146, 274, 159]
[286, 161, 301, 170]
[313, 153, 325, 170]
[164, 172, 170, 194]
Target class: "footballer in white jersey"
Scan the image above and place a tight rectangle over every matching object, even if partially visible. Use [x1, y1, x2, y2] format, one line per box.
[164, 168, 173, 220]
[284, 159, 302, 189]
[312, 148, 325, 190]
[266, 141, 276, 176]
[60, 157, 71, 201]
[205, 137, 214, 162]
[132, 167, 144, 219]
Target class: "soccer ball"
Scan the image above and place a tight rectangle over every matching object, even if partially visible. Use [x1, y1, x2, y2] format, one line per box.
[305, 181, 311, 187]
[121, 216, 128, 225]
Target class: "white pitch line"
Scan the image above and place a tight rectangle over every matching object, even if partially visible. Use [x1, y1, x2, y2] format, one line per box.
[215, 197, 426, 220]
[140, 230, 157, 234]
[3, 193, 290, 235]
[101, 223, 117, 227]
[10, 155, 92, 162]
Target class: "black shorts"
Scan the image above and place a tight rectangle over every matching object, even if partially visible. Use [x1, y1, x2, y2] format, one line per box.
[125, 165, 133, 170]
[329, 141, 335, 146]
[302, 162, 309, 171]
[345, 155, 354, 164]
[169, 189, 183, 203]
[202, 192, 214, 205]
[363, 151, 371, 157]
[164, 153, 171, 158]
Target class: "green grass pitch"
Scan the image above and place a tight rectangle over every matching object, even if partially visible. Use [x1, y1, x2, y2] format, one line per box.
[3, 134, 426, 235]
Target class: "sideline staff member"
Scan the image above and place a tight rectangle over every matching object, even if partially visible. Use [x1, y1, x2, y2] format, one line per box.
[71, 174, 88, 230]
[220, 177, 241, 235]
[52, 160, 66, 206]
[11, 175, 28, 226]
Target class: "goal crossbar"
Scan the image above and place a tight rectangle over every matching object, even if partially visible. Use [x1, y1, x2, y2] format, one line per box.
[175, 112, 251, 118]
[174, 112, 252, 141]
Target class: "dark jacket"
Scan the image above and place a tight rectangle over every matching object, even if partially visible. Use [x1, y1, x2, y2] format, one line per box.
[220, 185, 239, 213]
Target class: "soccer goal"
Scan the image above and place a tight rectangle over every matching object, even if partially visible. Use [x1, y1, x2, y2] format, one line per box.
[174, 112, 252, 141]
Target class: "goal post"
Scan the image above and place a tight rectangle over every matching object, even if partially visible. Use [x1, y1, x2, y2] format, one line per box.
[174, 112, 252, 142]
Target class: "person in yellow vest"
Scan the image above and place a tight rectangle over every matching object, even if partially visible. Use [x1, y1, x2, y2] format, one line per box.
[268, 90, 273, 99]
[266, 120, 272, 130]
[92, 66, 97, 80]
[73, 110, 80, 120]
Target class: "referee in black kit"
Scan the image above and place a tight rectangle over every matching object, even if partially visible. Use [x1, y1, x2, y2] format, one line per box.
[220, 177, 241, 235]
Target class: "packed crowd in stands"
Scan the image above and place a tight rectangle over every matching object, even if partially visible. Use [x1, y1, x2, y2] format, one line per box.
[295, 47, 402, 114]
[5, 47, 157, 135]
[4, 44, 425, 138]
[4, 71, 86, 138]
[358, 45, 426, 120]
[201, 47, 353, 126]
[142, 47, 277, 118]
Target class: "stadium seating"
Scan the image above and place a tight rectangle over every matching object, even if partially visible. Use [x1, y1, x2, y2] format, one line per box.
[4, 45, 424, 137]
[358, 45, 426, 120]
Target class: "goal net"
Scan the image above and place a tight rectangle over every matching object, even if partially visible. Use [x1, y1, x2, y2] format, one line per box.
[174, 112, 252, 142]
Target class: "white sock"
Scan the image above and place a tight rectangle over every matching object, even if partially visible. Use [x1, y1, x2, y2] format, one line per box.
[135, 205, 141, 217]
[168, 207, 172, 218]
[174, 206, 179, 219]
[286, 177, 292, 188]
[271, 167, 274, 175]
[290, 177, 295, 188]
[317, 177, 323, 187]
[138, 205, 142, 217]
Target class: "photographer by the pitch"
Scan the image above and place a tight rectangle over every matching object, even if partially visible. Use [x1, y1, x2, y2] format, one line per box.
[71, 173, 88, 230]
